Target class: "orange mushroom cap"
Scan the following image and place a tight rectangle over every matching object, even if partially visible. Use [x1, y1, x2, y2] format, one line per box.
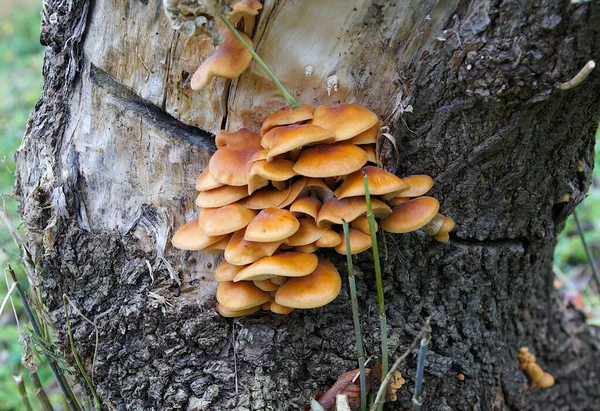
[224, 229, 284, 265]
[334, 166, 410, 199]
[198, 202, 257, 236]
[311, 104, 379, 142]
[293, 143, 368, 178]
[260, 104, 314, 137]
[263, 124, 334, 160]
[381, 197, 440, 233]
[244, 208, 300, 242]
[172, 217, 227, 250]
[275, 257, 342, 309]
[233, 252, 319, 282]
[191, 29, 254, 90]
[217, 281, 270, 311]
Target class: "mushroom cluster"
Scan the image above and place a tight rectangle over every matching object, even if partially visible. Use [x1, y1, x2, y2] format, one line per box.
[518, 347, 555, 388]
[172, 103, 454, 317]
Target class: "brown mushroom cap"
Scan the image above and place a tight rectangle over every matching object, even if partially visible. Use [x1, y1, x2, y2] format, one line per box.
[214, 260, 247, 282]
[198, 202, 257, 236]
[275, 257, 342, 309]
[334, 166, 410, 199]
[241, 178, 306, 209]
[533, 373, 555, 388]
[386, 197, 411, 207]
[286, 217, 328, 246]
[172, 217, 227, 250]
[215, 128, 262, 149]
[202, 234, 232, 254]
[311, 104, 379, 142]
[248, 159, 297, 183]
[260, 104, 314, 137]
[218, 304, 261, 317]
[196, 168, 224, 191]
[299, 178, 335, 202]
[363, 144, 377, 164]
[421, 213, 446, 236]
[294, 243, 319, 253]
[290, 196, 322, 220]
[293, 143, 368, 178]
[195, 185, 248, 208]
[269, 301, 294, 314]
[253, 279, 279, 292]
[314, 229, 342, 248]
[317, 197, 392, 227]
[433, 233, 450, 243]
[191, 29, 254, 90]
[381, 197, 440, 233]
[224, 230, 284, 265]
[347, 120, 382, 145]
[217, 281, 270, 310]
[351, 215, 378, 235]
[209, 129, 263, 186]
[264, 124, 334, 160]
[439, 216, 455, 235]
[228, 0, 263, 35]
[399, 175, 435, 197]
[335, 228, 372, 255]
[234, 252, 319, 282]
[244, 208, 300, 242]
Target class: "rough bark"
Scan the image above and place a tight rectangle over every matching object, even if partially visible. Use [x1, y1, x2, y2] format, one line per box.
[15, 0, 600, 410]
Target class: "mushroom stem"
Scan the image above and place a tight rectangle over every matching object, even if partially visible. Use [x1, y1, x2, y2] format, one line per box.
[219, 14, 301, 109]
[363, 173, 388, 404]
[342, 219, 368, 411]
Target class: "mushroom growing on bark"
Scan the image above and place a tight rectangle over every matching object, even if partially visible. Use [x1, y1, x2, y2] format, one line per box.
[172, 102, 454, 316]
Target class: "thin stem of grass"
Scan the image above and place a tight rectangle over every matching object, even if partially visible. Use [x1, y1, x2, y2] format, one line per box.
[7, 265, 82, 411]
[342, 219, 367, 411]
[573, 209, 600, 290]
[362, 173, 388, 411]
[30, 370, 54, 411]
[63, 295, 102, 411]
[412, 320, 431, 411]
[13, 374, 34, 411]
[219, 15, 301, 109]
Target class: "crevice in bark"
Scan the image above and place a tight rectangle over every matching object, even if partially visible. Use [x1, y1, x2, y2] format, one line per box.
[89, 64, 216, 152]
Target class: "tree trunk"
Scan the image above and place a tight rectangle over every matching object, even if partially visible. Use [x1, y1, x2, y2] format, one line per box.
[15, 0, 600, 410]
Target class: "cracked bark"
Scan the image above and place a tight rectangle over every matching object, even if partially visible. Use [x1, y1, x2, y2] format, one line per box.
[14, 0, 600, 410]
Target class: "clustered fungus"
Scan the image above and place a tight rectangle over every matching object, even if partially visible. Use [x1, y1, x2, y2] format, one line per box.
[172, 103, 454, 317]
[518, 347, 555, 388]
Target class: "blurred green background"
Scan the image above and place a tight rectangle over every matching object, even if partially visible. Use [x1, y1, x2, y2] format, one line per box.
[0, 3, 598, 410]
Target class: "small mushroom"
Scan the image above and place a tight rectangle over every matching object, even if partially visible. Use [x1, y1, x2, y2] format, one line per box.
[191, 29, 254, 90]
[311, 104, 379, 142]
[233, 252, 319, 282]
[275, 257, 342, 309]
[198, 202, 257, 236]
[293, 143, 368, 178]
[260, 104, 315, 136]
[224, 230, 284, 265]
[398, 175, 435, 197]
[228, 0, 263, 35]
[381, 197, 440, 233]
[263, 124, 334, 160]
[172, 217, 227, 250]
[244, 208, 300, 242]
[317, 197, 392, 228]
[334, 166, 410, 200]
[195, 185, 249, 208]
[217, 280, 270, 310]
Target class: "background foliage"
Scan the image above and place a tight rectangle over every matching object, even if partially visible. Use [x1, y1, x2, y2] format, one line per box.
[0, 4, 598, 410]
